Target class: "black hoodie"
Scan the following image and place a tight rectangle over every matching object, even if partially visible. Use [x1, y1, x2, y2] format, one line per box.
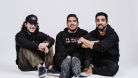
[83, 25, 120, 63]
[15, 30, 55, 65]
[55, 27, 88, 56]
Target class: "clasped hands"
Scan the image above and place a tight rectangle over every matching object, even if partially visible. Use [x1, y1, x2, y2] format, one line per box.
[38, 43, 49, 53]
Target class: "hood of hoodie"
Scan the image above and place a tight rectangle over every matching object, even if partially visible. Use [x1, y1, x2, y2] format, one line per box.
[95, 24, 115, 41]
[64, 27, 80, 36]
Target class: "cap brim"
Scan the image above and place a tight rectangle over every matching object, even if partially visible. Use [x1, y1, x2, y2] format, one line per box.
[28, 21, 38, 24]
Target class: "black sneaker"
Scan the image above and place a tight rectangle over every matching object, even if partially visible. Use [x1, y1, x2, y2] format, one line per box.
[59, 58, 71, 78]
[47, 66, 60, 77]
[38, 66, 46, 77]
[71, 57, 81, 77]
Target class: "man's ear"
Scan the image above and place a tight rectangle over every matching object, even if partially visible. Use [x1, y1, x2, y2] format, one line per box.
[25, 22, 27, 27]
[106, 21, 108, 25]
[78, 22, 79, 25]
[66, 22, 68, 27]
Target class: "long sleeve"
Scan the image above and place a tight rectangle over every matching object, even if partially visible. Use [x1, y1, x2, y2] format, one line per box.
[55, 32, 68, 56]
[83, 30, 98, 41]
[38, 32, 55, 48]
[93, 32, 119, 52]
[15, 32, 38, 49]
[83, 32, 92, 40]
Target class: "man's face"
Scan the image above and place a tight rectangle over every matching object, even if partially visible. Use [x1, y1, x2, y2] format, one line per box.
[25, 22, 37, 33]
[95, 15, 108, 31]
[67, 17, 79, 32]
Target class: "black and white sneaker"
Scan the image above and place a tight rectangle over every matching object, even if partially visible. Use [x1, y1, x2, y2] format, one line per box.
[59, 58, 71, 78]
[47, 66, 60, 77]
[71, 57, 81, 77]
[38, 66, 46, 77]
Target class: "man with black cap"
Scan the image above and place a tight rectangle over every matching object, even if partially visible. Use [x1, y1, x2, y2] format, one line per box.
[15, 14, 55, 77]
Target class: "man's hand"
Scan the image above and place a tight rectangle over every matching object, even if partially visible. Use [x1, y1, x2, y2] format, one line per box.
[66, 55, 71, 58]
[38, 43, 49, 53]
[77, 38, 83, 44]
[82, 44, 89, 48]
[38, 43, 45, 52]
[39, 43, 49, 48]
[80, 37, 99, 49]
[44, 46, 49, 53]
[48, 65, 53, 70]
[79, 37, 86, 43]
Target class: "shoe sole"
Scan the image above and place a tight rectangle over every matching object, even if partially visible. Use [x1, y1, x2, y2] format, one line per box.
[71, 57, 81, 77]
[60, 58, 71, 78]
[80, 73, 92, 77]
[47, 73, 60, 77]
[39, 73, 46, 78]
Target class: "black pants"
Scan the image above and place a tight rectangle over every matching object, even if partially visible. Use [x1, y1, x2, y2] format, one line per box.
[84, 48, 119, 76]
[53, 52, 82, 71]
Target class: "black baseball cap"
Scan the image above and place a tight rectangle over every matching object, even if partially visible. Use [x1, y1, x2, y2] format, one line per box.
[25, 14, 38, 24]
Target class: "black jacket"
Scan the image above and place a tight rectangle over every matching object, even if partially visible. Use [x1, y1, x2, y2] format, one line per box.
[84, 25, 120, 63]
[55, 27, 88, 56]
[15, 30, 55, 65]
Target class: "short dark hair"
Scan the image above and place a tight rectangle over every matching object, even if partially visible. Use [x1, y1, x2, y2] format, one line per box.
[67, 14, 79, 23]
[95, 12, 108, 21]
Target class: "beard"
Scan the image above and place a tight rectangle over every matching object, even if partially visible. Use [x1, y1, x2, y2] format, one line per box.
[97, 24, 107, 32]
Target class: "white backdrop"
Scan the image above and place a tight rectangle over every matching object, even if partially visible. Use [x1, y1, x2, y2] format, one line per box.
[0, 0, 137, 78]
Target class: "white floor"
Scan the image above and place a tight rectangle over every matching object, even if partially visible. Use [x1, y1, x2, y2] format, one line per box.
[0, 48, 138, 78]
[0, 0, 138, 77]
[0, 60, 138, 78]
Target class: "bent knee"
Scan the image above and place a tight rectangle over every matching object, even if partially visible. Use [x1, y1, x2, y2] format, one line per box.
[19, 48, 31, 54]
[107, 64, 119, 76]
